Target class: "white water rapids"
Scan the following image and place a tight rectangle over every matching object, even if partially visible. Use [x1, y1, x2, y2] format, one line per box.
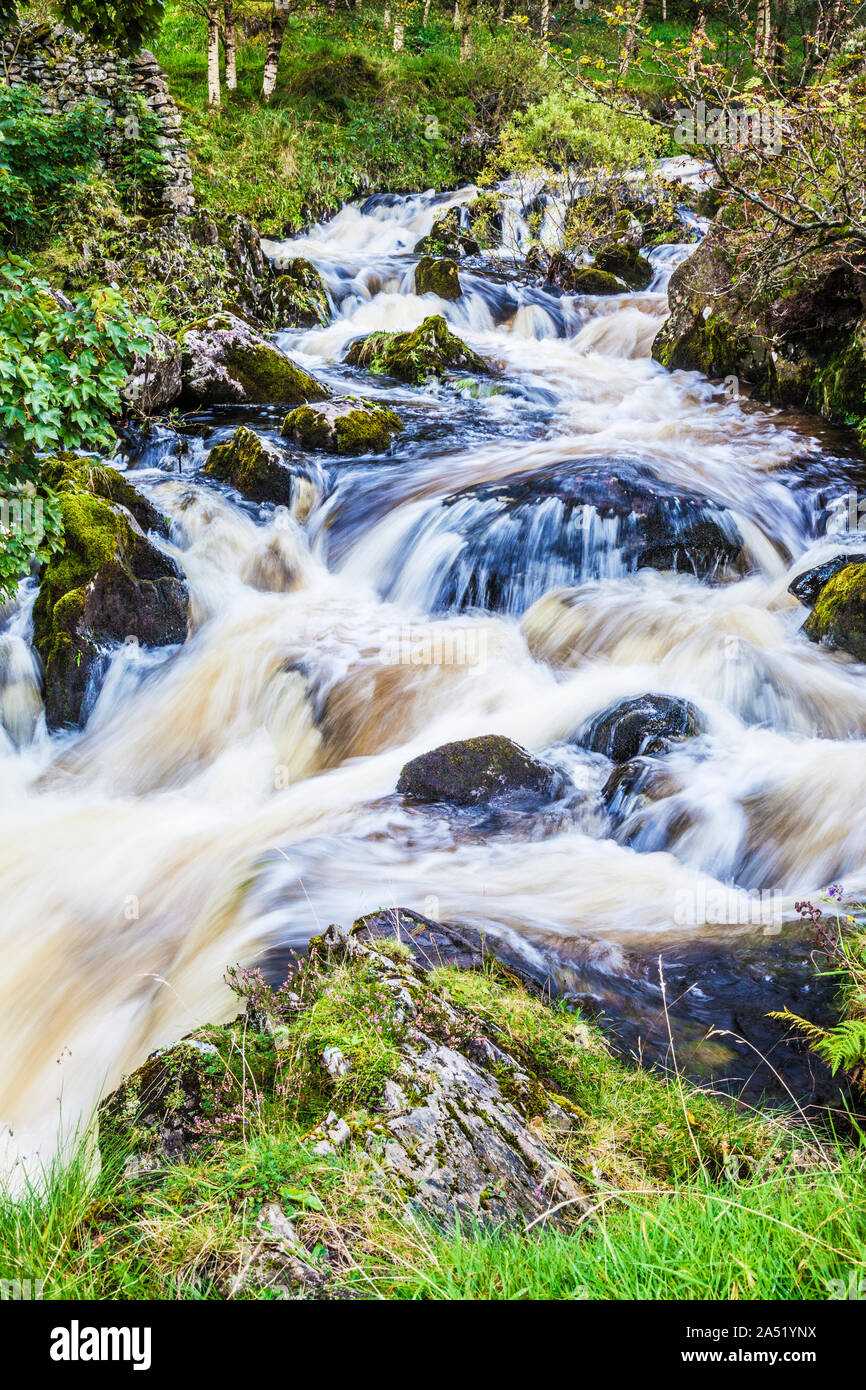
[1, 175, 864, 1181]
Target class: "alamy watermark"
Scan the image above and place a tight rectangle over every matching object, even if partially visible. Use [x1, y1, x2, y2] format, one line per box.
[674, 100, 783, 156]
[674, 880, 784, 934]
[0, 494, 44, 537]
[378, 623, 488, 672]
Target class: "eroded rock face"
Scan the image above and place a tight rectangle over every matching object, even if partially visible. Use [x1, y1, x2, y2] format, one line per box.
[802, 562, 866, 661]
[204, 426, 302, 505]
[281, 399, 403, 455]
[272, 258, 330, 328]
[578, 693, 705, 762]
[396, 734, 567, 807]
[179, 312, 331, 407]
[344, 314, 488, 385]
[414, 255, 461, 300]
[33, 488, 187, 730]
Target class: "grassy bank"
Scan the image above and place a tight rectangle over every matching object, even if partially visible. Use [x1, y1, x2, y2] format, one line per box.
[2, 936, 864, 1301]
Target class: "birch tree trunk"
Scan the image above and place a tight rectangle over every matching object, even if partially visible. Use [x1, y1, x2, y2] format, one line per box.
[207, 2, 221, 107]
[223, 0, 237, 91]
[262, 0, 290, 102]
[453, 1, 461, 29]
[460, 20, 473, 59]
[539, 0, 549, 64]
[394, 20, 404, 50]
[619, 0, 644, 79]
[423, 0, 432, 23]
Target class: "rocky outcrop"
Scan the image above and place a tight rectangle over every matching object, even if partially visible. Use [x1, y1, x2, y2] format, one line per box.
[653, 231, 866, 439]
[344, 314, 488, 385]
[801, 562, 866, 661]
[414, 256, 461, 300]
[396, 734, 567, 807]
[4, 25, 194, 216]
[413, 207, 479, 259]
[578, 694, 705, 763]
[33, 481, 187, 729]
[99, 918, 590, 1230]
[204, 426, 304, 506]
[545, 255, 622, 296]
[179, 312, 331, 407]
[272, 258, 330, 328]
[281, 399, 403, 455]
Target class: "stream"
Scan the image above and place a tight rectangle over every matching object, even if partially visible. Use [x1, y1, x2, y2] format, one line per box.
[2, 168, 865, 1182]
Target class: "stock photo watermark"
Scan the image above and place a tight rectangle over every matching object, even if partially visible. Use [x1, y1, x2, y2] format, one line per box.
[674, 881, 784, 933]
[378, 623, 488, 671]
[674, 100, 784, 156]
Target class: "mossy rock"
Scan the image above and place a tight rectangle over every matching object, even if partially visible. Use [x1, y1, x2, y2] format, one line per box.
[281, 399, 404, 455]
[414, 256, 461, 301]
[344, 314, 488, 385]
[413, 207, 479, 259]
[179, 312, 331, 407]
[33, 488, 188, 730]
[396, 734, 567, 807]
[205, 426, 299, 505]
[569, 267, 623, 296]
[809, 317, 866, 425]
[803, 562, 866, 661]
[790, 553, 866, 607]
[272, 257, 330, 328]
[594, 241, 654, 290]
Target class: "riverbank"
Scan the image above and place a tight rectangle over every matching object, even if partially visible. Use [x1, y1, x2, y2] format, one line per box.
[3, 912, 864, 1301]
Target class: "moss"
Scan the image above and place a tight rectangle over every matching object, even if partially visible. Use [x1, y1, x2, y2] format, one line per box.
[414, 256, 461, 300]
[205, 426, 296, 504]
[282, 401, 404, 455]
[224, 339, 329, 405]
[396, 734, 563, 806]
[809, 318, 866, 426]
[344, 314, 488, 385]
[594, 240, 654, 290]
[568, 267, 623, 296]
[654, 304, 752, 378]
[272, 258, 330, 328]
[803, 562, 866, 661]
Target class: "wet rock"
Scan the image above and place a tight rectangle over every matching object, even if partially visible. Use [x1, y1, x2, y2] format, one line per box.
[396, 734, 567, 807]
[33, 489, 188, 730]
[413, 207, 479, 258]
[546, 253, 622, 296]
[123, 328, 182, 414]
[282, 399, 403, 455]
[594, 240, 654, 290]
[802, 561, 866, 661]
[344, 314, 488, 385]
[204, 425, 301, 505]
[414, 255, 461, 300]
[179, 312, 331, 407]
[578, 693, 706, 762]
[789, 553, 866, 607]
[272, 257, 330, 328]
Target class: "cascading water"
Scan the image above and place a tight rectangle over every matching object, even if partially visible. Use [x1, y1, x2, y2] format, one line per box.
[2, 176, 864, 1184]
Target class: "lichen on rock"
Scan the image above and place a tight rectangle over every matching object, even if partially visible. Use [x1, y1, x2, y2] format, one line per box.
[179, 312, 331, 406]
[344, 314, 488, 385]
[281, 398, 404, 455]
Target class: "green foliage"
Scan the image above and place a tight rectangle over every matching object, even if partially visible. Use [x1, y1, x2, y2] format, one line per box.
[57, 0, 165, 54]
[0, 254, 152, 598]
[0, 84, 108, 247]
[487, 88, 667, 180]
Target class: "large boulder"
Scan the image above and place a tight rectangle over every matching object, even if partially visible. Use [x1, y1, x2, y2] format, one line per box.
[546, 254, 622, 296]
[593, 240, 654, 290]
[789, 553, 866, 607]
[123, 328, 182, 414]
[33, 489, 188, 730]
[577, 694, 706, 763]
[179, 312, 331, 407]
[204, 426, 304, 505]
[272, 257, 330, 328]
[281, 399, 403, 455]
[802, 562, 866, 661]
[396, 734, 567, 807]
[414, 256, 461, 300]
[344, 314, 488, 385]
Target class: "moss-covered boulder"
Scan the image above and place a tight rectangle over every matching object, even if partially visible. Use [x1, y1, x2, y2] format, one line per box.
[33, 488, 188, 730]
[414, 255, 461, 300]
[204, 426, 303, 505]
[802, 562, 866, 661]
[281, 399, 403, 455]
[546, 254, 623, 296]
[790, 553, 866, 607]
[179, 312, 331, 407]
[272, 257, 330, 328]
[578, 694, 705, 762]
[594, 241, 654, 290]
[397, 734, 567, 807]
[344, 315, 488, 385]
[413, 207, 479, 259]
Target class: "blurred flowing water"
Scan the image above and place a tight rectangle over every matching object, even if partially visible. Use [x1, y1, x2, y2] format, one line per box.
[2, 172, 863, 1182]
